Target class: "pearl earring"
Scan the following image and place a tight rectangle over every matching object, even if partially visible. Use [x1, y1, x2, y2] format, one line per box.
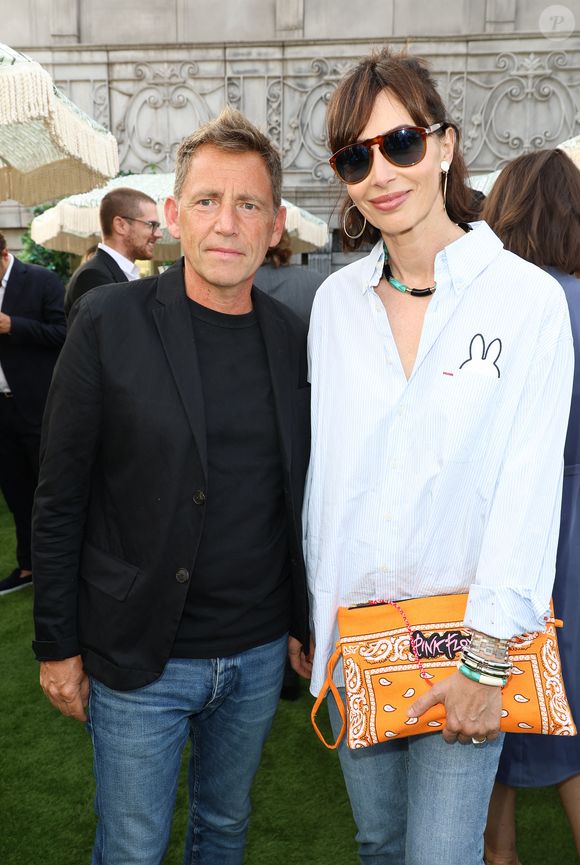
[440, 160, 450, 208]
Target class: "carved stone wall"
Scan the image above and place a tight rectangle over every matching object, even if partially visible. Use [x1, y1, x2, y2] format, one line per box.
[2, 19, 579, 262]
[36, 36, 579, 221]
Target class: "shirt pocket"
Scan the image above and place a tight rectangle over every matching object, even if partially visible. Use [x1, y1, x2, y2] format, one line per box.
[434, 370, 501, 463]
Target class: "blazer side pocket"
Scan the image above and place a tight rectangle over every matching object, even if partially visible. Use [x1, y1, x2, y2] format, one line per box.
[80, 542, 141, 602]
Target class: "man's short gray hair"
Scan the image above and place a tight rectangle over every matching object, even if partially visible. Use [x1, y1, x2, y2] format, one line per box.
[174, 106, 282, 207]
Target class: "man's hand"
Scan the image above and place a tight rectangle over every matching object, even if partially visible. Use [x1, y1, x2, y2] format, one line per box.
[288, 635, 314, 679]
[407, 671, 502, 744]
[0, 312, 11, 334]
[39, 656, 90, 722]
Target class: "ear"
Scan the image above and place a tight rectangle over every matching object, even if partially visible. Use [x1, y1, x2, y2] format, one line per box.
[164, 196, 181, 240]
[441, 125, 456, 167]
[269, 205, 286, 249]
[111, 214, 129, 237]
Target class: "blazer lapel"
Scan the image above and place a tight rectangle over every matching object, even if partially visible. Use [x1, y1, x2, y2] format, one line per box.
[253, 288, 293, 470]
[2, 257, 25, 312]
[97, 248, 129, 283]
[152, 261, 208, 476]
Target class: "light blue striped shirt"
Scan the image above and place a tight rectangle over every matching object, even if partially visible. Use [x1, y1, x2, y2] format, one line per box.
[305, 221, 574, 695]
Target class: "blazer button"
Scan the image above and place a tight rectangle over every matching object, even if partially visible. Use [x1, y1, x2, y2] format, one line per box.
[175, 568, 190, 584]
[192, 490, 206, 505]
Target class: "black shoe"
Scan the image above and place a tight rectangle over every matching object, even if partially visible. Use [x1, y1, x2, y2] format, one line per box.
[0, 568, 33, 595]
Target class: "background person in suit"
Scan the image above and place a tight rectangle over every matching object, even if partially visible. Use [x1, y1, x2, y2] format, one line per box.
[254, 228, 324, 326]
[32, 107, 312, 865]
[0, 233, 65, 595]
[64, 187, 162, 316]
[254, 228, 324, 701]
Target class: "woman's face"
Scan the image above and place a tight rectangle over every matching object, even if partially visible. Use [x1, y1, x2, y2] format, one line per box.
[346, 89, 455, 242]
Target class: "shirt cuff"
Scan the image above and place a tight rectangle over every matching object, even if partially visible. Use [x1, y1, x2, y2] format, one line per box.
[32, 637, 81, 661]
[464, 584, 550, 639]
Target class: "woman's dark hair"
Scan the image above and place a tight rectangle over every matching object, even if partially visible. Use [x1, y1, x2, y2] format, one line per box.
[482, 149, 580, 274]
[262, 229, 293, 267]
[326, 48, 477, 250]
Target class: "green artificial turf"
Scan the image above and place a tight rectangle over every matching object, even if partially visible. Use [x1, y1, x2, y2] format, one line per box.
[1, 493, 578, 864]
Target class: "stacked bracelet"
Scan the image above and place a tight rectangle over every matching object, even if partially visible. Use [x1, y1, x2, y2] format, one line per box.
[461, 649, 512, 675]
[468, 631, 510, 663]
[457, 663, 508, 687]
[457, 630, 512, 687]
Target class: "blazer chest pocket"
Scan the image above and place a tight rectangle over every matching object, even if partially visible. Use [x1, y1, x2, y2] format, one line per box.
[80, 542, 141, 602]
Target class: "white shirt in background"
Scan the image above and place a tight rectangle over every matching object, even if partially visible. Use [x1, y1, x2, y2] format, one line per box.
[0, 253, 15, 393]
[98, 242, 140, 281]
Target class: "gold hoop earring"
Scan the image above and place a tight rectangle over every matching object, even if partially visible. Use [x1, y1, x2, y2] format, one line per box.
[343, 203, 367, 239]
[440, 160, 450, 209]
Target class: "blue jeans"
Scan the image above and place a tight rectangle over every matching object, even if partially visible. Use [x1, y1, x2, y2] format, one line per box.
[87, 634, 288, 865]
[328, 690, 504, 865]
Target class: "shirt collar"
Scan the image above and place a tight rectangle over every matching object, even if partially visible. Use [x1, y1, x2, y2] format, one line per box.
[360, 221, 504, 296]
[98, 242, 141, 280]
[1, 253, 14, 289]
[359, 241, 385, 294]
[438, 221, 504, 293]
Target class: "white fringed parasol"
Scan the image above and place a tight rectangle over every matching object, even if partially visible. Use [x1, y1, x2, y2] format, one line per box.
[31, 172, 329, 259]
[0, 44, 119, 205]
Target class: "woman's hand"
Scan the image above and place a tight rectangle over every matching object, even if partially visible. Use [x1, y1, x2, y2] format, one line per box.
[407, 671, 502, 744]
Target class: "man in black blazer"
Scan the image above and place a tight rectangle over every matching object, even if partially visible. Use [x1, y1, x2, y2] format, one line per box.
[0, 234, 65, 595]
[64, 186, 162, 316]
[33, 107, 312, 865]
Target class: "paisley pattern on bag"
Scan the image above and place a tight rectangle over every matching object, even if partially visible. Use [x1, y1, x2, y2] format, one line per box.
[336, 596, 576, 750]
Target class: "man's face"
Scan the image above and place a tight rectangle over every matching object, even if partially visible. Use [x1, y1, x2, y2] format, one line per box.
[164, 145, 285, 300]
[123, 202, 162, 261]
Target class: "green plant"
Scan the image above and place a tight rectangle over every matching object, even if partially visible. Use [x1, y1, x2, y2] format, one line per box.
[20, 203, 75, 282]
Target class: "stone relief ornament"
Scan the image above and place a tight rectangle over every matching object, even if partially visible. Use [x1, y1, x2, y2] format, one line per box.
[96, 47, 578, 182]
[113, 62, 216, 172]
[445, 51, 579, 171]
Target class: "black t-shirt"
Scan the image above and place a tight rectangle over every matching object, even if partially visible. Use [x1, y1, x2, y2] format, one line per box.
[171, 297, 291, 658]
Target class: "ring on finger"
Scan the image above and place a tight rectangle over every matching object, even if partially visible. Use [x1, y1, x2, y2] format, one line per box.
[471, 736, 487, 745]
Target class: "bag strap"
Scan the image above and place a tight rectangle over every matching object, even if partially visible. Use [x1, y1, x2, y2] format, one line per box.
[310, 645, 345, 749]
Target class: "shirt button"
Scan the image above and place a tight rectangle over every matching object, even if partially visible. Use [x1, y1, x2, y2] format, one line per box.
[192, 490, 206, 505]
[383, 513, 393, 521]
[175, 568, 190, 584]
[390, 460, 400, 469]
[380, 565, 390, 573]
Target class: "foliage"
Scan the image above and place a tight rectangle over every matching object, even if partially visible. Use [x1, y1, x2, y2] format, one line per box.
[19, 203, 75, 282]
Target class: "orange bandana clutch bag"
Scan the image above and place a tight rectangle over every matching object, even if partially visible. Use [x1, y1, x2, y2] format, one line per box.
[311, 593, 576, 749]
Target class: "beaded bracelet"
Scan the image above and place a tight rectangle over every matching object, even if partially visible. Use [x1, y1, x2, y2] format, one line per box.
[458, 662, 508, 688]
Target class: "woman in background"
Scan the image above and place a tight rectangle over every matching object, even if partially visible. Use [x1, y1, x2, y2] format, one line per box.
[482, 148, 580, 865]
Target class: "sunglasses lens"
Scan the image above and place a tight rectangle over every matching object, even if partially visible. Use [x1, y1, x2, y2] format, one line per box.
[334, 143, 371, 183]
[382, 128, 425, 166]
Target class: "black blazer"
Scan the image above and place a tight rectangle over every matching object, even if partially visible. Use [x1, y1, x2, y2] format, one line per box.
[64, 247, 128, 316]
[0, 257, 66, 425]
[33, 261, 311, 691]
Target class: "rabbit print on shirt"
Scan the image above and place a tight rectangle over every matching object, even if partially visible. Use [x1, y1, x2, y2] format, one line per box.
[459, 333, 502, 378]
